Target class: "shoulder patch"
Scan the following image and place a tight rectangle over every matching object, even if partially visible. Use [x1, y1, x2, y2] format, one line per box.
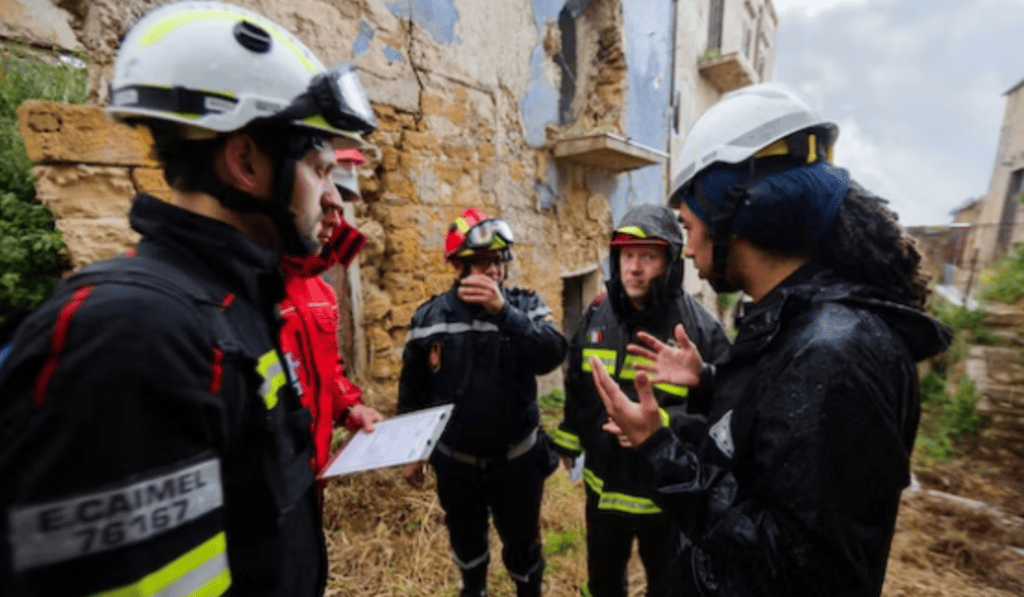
[590, 292, 608, 308]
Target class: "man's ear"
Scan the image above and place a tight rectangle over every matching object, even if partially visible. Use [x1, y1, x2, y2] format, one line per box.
[217, 133, 272, 196]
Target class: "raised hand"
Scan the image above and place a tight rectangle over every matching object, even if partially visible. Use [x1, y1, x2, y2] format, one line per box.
[627, 323, 703, 387]
[591, 356, 663, 448]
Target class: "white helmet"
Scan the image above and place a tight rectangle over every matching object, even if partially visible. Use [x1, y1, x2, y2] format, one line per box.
[670, 82, 837, 201]
[107, 1, 374, 145]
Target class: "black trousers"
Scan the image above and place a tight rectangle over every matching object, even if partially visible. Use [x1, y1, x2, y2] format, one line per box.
[583, 487, 673, 597]
[431, 435, 558, 582]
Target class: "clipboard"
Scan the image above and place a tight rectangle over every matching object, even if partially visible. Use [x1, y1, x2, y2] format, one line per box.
[319, 404, 454, 478]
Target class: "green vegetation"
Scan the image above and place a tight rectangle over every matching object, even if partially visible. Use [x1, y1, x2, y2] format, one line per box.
[917, 296, 987, 464]
[916, 371, 982, 464]
[978, 242, 1024, 305]
[0, 47, 87, 328]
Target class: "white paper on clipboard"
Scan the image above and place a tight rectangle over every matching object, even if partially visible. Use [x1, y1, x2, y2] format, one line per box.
[319, 404, 454, 478]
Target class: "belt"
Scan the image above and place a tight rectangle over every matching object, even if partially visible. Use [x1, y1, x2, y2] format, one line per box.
[436, 428, 539, 467]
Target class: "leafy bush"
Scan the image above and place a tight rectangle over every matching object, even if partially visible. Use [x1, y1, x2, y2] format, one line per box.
[537, 387, 566, 410]
[0, 191, 67, 322]
[0, 48, 87, 328]
[979, 242, 1024, 305]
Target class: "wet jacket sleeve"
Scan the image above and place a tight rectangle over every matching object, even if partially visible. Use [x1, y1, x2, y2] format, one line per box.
[0, 285, 234, 596]
[497, 290, 568, 375]
[636, 334, 912, 596]
[552, 306, 600, 458]
[397, 309, 430, 415]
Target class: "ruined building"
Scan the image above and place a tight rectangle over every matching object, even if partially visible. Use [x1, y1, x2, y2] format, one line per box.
[3, 0, 777, 408]
[963, 78, 1024, 280]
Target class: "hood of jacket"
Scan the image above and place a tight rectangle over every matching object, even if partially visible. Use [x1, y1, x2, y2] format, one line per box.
[738, 264, 953, 362]
[280, 217, 367, 279]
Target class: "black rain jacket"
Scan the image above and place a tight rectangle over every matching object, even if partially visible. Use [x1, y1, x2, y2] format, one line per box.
[0, 194, 326, 596]
[397, 283, 568, 457]
[635, 264, 953, 597]
[554, 291, 730, 516]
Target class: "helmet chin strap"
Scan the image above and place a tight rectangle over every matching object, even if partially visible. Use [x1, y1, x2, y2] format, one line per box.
[193, 130, 320, 255]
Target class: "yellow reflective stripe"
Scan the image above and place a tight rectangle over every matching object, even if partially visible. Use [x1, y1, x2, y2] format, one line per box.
[597, 491, 662, 515]
[455, 217, 470, 233]
[257, 351, 285, 410]
[614, 225, 646, 238]
[581, 348, 616, 373]
[582, 467, 603, 495]
[138, 9, 319, 74]
[619, 354, 652, 380]
[581, 580, 594, 597]
[653, 382, 688, 398]
[753, 138, 789, 159]
[92, 532, 230, 597]
[753, 134, 821, 163]
[550, 428, 581, 453]
[659, 408, 670, 428]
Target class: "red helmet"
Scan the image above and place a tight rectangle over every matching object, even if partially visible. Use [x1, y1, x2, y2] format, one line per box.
[444, 208, 514, 263]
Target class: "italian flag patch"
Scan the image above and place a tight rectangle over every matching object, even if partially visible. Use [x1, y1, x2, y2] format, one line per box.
[589, 330, 603, 343]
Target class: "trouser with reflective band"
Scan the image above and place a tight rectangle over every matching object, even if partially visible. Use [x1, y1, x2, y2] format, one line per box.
[583, 487, 674, 597]
[431, 433, 557, 586]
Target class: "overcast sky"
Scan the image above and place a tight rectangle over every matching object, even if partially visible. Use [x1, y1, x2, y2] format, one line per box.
[769, 0, 1024, 225]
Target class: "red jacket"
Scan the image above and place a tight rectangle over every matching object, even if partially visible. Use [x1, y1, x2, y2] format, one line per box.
[279, 221, 367, 476]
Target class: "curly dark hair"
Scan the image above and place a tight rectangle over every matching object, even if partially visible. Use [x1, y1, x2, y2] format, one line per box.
[819, 181, 930, 308]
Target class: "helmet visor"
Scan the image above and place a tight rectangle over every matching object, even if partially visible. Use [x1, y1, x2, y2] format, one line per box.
[465, 218, 514, 250]
[279, 62, 377, 136]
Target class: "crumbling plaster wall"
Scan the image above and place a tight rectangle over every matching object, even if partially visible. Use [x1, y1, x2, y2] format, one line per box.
[16, 0, 631, 408]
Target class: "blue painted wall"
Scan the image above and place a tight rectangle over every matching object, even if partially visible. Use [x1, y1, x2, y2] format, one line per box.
[523, 0, 673, 225]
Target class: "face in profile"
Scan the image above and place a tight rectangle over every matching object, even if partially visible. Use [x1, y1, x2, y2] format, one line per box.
[290, 142, 341, 251]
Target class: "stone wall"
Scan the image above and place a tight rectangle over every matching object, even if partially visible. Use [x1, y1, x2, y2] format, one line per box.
[964, 304, 1024, 458]
[10, 0, 635, 410]
[7, 0, 770, 410]
[16, 100, 170, 269]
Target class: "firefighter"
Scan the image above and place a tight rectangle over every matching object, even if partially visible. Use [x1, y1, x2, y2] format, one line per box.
[593, 83, 953, 596]
[398, 208, 567, 597]
[552, 203, 730, 597]
[278, 148, 384, 493]
[0, 2, 376, 595]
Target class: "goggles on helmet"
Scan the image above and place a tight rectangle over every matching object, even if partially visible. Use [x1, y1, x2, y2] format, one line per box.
[278, 62, 377, 135]
[464, 218, 514, 251]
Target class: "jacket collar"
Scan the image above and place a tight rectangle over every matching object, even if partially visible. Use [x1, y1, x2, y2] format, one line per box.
[280, 218, 367, 280]
[129, 193, 283, 307]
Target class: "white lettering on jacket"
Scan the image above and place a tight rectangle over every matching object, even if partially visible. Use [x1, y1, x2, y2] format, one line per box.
[7, 458, 222, 571]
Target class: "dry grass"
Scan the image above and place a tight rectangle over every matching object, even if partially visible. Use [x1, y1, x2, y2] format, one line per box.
[320, 415, 1024, 596]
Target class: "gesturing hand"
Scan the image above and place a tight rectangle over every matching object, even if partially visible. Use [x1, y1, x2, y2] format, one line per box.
[627, 323, 703, 387]
[591, 356, 663, 448]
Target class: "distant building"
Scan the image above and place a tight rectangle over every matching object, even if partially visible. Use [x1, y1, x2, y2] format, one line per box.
[968, 77, 1024, 274]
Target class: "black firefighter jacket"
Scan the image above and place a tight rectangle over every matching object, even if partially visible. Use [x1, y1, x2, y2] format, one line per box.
[0, 194, 326, 596]
[397, 284, 568, 457]
[634, 264, 953, 597]
[554, 291, 731, 516]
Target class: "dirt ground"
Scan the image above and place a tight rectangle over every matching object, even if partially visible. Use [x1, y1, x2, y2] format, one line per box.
[319, 428, 1024, 596]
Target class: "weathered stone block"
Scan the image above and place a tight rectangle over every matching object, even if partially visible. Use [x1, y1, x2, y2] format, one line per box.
[59, 216, 139, 270]
[18, 101, 158, 166]
[0, 0, 81, 51]
[382, 272, 425, 305]
[33, 164, 134, 219]
[362, 285, 393, 323]
[390, 302, 419, 330]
